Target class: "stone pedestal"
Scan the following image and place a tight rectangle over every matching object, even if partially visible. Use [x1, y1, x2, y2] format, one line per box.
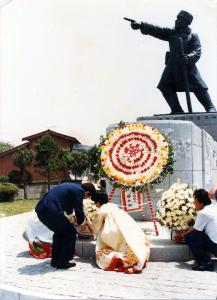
[106, 119, 217, 221]
[137, 112, 217, 142]
[76, 221, 192, 262]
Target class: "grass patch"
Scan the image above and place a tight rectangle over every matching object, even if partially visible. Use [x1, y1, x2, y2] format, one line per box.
[0, 199, 39, 217]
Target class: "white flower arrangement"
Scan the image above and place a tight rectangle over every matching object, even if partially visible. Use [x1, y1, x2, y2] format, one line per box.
[64, 198, 98, 226]
[156, 180, 196, 231]
[65, 199, 98, 238]
[83, 198, 98, 223]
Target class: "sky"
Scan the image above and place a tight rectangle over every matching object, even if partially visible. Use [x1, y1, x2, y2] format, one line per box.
[0, 0, 216, 147]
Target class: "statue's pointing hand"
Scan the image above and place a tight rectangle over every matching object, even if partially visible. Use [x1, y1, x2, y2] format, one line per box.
[131, 22, 141, 30]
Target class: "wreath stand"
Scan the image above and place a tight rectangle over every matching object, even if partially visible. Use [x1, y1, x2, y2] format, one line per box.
[108, 186, 159, 236]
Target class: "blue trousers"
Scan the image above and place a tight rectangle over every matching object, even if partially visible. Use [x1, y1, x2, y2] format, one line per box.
[185, 230, 217, 265]
[35, 207, 77, 265]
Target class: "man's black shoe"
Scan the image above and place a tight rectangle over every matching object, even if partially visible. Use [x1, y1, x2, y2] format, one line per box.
[50, 261, 57, 267]
[56, 261, 76, 269]
[192, 262, 214, 271]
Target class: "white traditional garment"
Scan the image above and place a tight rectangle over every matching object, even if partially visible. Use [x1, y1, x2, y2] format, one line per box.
[88, 202, 150, 273]
[23, 200, 94, 259]
[24, 210, 53, 243]
[23, 210, 53, 259]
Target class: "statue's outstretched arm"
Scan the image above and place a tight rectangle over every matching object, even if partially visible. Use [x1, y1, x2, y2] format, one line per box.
[140, 22, 173, 41]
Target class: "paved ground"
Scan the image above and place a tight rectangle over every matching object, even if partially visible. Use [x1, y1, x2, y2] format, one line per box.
[1, 212, 217, 299]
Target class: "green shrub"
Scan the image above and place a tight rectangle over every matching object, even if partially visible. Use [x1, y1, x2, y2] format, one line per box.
[0, 182, 19, 202]
[0, 176, 9, 183]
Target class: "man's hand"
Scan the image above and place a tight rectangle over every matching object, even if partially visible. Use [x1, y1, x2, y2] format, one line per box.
[78, 221, 87, 232]
[131, 22, 141, 30]
[182, 226, 197, 238]
[181, 231, 187, 238]
[180, 54, 189, 65]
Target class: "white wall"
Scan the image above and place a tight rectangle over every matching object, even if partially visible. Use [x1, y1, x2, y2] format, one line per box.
[0, 0, 216, 146]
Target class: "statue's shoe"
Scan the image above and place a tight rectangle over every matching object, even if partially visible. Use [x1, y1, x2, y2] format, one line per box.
[207, 108, 217, 113]
[169, 111, 185, 115]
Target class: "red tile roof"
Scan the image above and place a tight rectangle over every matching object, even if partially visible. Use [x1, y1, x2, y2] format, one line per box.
[22, 129, 80, 144]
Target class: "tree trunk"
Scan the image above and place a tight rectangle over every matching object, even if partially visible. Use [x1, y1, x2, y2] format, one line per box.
[47, 170, 50, 191]
[23, 183, 28, 199]
[22, 170, 28, 199]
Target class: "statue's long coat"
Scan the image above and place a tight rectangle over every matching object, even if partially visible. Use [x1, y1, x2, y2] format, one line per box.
[140, 23, 208, 92]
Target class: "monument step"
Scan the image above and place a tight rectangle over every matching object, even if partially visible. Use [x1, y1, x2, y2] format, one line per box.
[75, 222, 192, 262]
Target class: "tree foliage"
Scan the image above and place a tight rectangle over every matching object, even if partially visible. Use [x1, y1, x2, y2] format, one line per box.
[8, 170, 32, 186]
[34, 134, 62, 190]
[11, 147, 33, 199]
[87, 144, 105, 176]
[64, 150, 89, 180]
[0, 141, 13, 154]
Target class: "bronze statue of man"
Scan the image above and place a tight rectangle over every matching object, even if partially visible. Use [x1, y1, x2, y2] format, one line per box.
[130, 10, 216, 114]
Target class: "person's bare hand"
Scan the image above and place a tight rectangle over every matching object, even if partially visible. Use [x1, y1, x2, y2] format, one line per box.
[78, 222, 86, 232]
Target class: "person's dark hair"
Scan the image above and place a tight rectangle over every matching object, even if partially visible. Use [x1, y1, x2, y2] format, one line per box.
[99, 179, 106, 192]
[91, 191, 109, 206]
[81, 183, 96, 197]
[193, 189, 211, 206]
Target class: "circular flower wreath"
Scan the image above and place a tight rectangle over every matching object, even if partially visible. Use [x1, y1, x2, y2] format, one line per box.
[100, 122, 175, 192]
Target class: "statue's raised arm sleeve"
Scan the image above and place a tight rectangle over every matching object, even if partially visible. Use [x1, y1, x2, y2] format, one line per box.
[140, 22, 173, 41]
[187, 33, 201, 64]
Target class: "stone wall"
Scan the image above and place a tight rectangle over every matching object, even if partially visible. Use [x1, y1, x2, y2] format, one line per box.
[202, 129, 217, 190]
[15, 183, 58, 200]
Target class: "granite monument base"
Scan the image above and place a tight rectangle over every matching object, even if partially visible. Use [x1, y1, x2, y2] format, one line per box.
[137, 112, 217, 142]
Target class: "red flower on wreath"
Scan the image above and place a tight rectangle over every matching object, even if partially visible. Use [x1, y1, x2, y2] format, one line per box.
[100, 123, 171, 187]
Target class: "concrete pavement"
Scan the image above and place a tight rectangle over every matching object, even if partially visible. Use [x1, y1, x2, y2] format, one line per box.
[0, 212, 217, 299]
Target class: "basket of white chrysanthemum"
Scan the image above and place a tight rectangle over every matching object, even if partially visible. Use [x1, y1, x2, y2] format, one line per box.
[65, 199, 98, 239]
[156, 179, 196, 242]
[77, 198, 98, 239]
[83, 198, 98, 223]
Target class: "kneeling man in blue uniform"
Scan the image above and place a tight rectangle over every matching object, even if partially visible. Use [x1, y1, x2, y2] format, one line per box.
[35, 182, 96, 269]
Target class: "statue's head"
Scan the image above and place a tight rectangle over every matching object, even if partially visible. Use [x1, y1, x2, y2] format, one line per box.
[175, 10, 193, 28]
